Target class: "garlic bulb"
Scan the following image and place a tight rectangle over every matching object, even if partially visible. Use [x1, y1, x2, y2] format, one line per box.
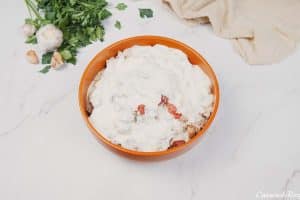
[36, 24, 63, 53]
[22, 24, 36, 37]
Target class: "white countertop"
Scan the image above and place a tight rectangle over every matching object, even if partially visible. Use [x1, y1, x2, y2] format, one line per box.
[1, 0, 300, 199]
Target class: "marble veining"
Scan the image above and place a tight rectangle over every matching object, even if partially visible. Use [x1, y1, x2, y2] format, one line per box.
[282, 170, 300, 198]
[0, 115, 30, 137]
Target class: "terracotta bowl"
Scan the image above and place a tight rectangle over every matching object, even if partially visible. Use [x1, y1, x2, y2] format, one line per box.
[78, 35, 220, 158]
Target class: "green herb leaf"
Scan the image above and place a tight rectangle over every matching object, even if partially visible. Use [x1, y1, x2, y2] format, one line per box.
[45, 11, 56, 21]
[139, 8, 153, 18]
[68, 57, 77, 65]
[25, 18, 34, 24]
[114, 20, 122, 30]
[60, 50, 72, 60]
[25, 18, 42, 29]
[39, 65, 51, 74]
[69, 0, 77, 6]
[116, 3, 127, 11]
[42, 52, 54, 64]
[25, 35, 37, 44]
[95, 27, 105, 41]
[98, 9, 112, 20]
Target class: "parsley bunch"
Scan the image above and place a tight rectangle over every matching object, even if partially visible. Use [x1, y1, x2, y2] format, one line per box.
[24, 0, 112, 65]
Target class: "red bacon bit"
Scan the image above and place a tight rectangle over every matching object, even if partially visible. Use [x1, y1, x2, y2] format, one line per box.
[167, 103, 182, 119]
[158, 95, 169, 106]
[137, 104, 145, 115]
[158, 95, 182, 120]
[169, 140, 186, 148]
[173, 112, 182, 119]
[167, 103, 177, 113]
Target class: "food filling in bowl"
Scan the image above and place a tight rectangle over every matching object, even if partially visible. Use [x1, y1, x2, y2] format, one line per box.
[87, 45, 214, 152]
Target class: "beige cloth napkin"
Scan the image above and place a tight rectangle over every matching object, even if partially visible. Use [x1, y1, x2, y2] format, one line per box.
[164, 0, 300, 64]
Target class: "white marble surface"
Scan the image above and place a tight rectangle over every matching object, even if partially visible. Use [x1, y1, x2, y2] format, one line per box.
[1, 0, 300, 199]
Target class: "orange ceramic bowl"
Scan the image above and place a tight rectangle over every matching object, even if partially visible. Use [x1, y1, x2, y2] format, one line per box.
[79, 36, 219, 158]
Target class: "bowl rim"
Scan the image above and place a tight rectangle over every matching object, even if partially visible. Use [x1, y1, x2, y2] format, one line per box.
[78, 35, 220, 157]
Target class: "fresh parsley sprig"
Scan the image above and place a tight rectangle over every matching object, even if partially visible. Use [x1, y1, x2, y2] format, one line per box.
[24, 0, 112, 69]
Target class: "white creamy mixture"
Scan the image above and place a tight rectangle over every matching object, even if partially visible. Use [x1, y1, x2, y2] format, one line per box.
[88, 45, 214, 152]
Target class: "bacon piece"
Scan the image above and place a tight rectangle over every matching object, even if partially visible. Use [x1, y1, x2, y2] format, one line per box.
[167, 103, 177, 113]
[167, 103, 182, 119]
[169, 140, 186, 148]
[173, 112, 182, 119]
[158, 95, 169, 106]
[158, 95, 183, 120]
[137, 104, 145, 115]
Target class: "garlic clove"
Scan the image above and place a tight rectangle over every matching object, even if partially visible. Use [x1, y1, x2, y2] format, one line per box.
[51, 51, 64, 69]
[26, 50, 39, 64]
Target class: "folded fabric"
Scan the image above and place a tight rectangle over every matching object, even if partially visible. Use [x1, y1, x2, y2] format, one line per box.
[164, 0, 300, 65]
